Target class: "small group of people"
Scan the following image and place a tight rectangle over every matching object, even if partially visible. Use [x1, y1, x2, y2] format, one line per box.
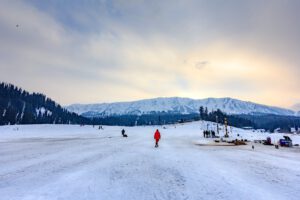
[121, 128, 161, 148]
[203, 130, 216, 138]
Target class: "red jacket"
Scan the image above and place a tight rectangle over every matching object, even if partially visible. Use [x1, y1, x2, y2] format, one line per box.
[154, 130, 161, 140]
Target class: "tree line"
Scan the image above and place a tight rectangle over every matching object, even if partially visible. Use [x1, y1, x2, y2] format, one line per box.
[237, 114, 300, 132]
[0, 82, 89, 125]
[198, 106, 253, 128]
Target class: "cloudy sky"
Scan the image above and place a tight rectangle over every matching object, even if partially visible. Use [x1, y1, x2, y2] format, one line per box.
[1, 0, 300, 108]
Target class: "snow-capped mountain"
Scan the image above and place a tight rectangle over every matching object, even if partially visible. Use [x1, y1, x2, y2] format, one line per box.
[291, 103, 300, 111]
[66, 97, 296, 117]
[290, 103, 300, 116]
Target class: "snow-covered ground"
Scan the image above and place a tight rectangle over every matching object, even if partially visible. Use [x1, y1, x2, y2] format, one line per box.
[0, 122, 300, 200]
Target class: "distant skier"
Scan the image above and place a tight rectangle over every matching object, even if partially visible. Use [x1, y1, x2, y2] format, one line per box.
[154, 129, 161, 148]
[122, 129, 128, 137]
[252, 145, 255, 150]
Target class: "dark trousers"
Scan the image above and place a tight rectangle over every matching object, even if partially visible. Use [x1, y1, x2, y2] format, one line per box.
[155, 139, 159, 147]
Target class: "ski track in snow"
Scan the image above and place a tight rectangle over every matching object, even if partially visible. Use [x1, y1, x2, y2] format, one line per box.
[0, 122, 300, 200]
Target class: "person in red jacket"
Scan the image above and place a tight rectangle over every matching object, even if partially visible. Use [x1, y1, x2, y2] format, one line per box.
[154, 129, 161, 148]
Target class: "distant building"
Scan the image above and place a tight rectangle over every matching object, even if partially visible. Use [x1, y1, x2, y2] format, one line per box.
[290, 127, 296, 133]
[242, 127, 253, 130]
[274, 128, 281, 133]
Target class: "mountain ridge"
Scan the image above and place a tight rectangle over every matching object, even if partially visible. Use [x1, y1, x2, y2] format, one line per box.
[66, 97, 297, 118]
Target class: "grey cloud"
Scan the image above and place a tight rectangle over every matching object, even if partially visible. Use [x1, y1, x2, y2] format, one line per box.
[26, 0, 300, 57]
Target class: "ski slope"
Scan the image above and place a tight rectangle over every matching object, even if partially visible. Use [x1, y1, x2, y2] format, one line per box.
[0, 122, 300, 200]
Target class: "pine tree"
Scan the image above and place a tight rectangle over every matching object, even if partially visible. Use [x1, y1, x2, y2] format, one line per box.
[204, 107, 208, 119]
[199, 106, 204, 120]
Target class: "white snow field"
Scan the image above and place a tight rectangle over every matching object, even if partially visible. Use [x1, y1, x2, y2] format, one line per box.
[0, 122, 300, 200]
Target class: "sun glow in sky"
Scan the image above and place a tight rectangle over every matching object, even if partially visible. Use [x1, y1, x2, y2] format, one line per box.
[1, 0, 300, 108]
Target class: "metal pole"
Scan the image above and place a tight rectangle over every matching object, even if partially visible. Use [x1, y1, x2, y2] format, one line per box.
[216, 116, 219, 135]
[224, 118, 229, 138]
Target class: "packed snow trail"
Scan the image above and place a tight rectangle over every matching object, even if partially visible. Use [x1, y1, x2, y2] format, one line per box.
[0, 123, 300, 200]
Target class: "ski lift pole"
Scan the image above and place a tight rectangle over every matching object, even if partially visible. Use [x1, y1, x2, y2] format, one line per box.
[216, 116, 219, 135]
[224, 118, 229, 138]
